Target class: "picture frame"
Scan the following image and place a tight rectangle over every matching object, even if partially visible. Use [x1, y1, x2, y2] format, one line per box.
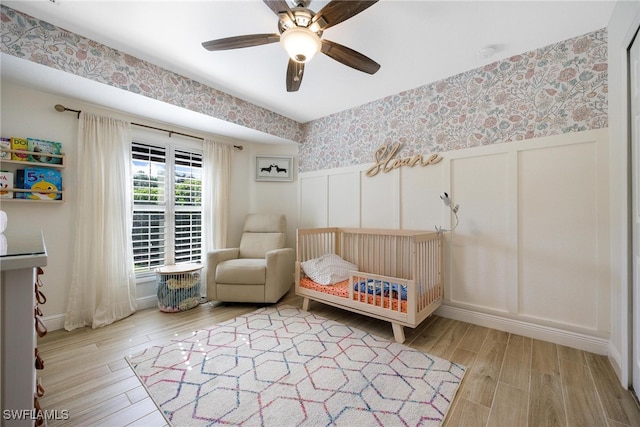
[255, 156, 294, 182]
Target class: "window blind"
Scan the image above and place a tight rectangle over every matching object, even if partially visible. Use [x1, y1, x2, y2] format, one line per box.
[131, 142, 203, 274]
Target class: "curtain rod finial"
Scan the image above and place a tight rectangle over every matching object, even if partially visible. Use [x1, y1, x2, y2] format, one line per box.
[54, 104, 81, 118]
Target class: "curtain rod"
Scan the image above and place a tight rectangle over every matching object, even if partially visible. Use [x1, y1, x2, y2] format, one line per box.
[54, 104, 243, 150]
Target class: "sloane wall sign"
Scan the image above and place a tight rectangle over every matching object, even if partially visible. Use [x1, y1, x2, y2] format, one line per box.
[366, 143, 443, 177]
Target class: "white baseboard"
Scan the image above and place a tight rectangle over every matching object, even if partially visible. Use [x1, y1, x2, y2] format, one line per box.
[43, 295, 159, 332]
[435, 304, 609, 355]
[42, 313, 65, 332]
[136, 294, 159, 310]
[607, 341, 629, 389]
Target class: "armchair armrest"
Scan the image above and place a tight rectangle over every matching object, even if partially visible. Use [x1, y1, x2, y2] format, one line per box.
[206, 248, 239, 301]
[264, 248, 295, 302]
[208, 248, 239, 264]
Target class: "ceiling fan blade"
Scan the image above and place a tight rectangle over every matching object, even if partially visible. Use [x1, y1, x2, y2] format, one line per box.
[202, 34, 280, 51]
[286, 59, 305, 92]
[263, 0, 295, 22]
[312, 1, 378, 30]
[321, 39, 380, 74]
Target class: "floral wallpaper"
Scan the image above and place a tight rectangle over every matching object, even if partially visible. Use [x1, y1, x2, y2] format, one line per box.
[1, 4, 607, 174]
[299, 28, 608, 172]
[0, 5, 304, 143]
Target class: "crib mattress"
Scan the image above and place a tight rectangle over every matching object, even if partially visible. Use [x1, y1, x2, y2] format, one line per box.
[299, 277, 408, 313]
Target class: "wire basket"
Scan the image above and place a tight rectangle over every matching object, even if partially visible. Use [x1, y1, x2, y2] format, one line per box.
[155, 263, 203, 312]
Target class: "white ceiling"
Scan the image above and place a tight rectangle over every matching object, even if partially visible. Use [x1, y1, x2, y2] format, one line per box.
[1, 0, 617, 142]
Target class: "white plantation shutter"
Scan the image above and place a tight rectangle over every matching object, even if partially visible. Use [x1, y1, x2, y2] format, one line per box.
[132, 210, 165, 271]
[174, 149, 202, 264]
[175, 211, 201, 263]
[132, 142, 202, 274]
[132, 143, 166, 204]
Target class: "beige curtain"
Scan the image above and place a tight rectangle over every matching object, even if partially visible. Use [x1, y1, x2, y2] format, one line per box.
[203, 139, 232, 255]
[65, 112, 137, 331]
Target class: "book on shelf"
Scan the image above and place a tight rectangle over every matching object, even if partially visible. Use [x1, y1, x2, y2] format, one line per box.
[16, 167, 62, 200]
[27, 138, 63, 164]
[10, 137, 28, 161]
[0, 171, 13, 199]
[0, 138, 10, 160]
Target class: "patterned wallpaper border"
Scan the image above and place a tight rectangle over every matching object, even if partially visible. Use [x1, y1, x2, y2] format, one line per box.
[299, 28, 608, 172]
[0, 5, 304, 143]
[0, 5, 607, 174]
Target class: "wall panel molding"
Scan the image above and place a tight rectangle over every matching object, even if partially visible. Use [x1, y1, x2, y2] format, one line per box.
[298, 129, 610, 346]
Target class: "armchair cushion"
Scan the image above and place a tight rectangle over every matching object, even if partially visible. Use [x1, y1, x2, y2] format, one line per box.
[216, 259, 266, 285]
[239, 233, 285, 258]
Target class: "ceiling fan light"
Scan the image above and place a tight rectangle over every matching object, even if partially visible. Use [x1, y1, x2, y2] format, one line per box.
[280, 27, 321, 63]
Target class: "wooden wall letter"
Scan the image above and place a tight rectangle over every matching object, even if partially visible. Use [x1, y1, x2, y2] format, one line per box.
[366, 143, 443, 177]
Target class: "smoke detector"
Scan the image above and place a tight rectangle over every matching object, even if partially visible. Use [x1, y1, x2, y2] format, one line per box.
[477, 45, 497, 58]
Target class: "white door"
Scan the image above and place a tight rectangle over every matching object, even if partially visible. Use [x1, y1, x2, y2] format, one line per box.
[632, 30, 640, 392]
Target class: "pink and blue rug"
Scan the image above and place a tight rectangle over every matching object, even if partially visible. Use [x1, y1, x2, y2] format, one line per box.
[126, 305, 465, 426]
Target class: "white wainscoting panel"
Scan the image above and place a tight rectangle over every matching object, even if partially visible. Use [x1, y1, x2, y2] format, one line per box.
[360, 168, 400, 228]
[450, 153, 512, 312]
[328, 172, 360, 227]
[518, 141, 601, 329]
[400, 164, 445, 230]
[299, 175, 328, 228]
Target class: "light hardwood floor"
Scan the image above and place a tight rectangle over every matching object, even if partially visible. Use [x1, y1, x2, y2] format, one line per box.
[36, 290, 640, 427]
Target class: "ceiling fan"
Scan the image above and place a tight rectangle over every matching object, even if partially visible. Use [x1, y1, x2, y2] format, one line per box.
[202, 0, 381, 92]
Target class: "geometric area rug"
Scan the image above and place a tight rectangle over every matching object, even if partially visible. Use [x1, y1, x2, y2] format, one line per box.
[126, 305, 466, 426]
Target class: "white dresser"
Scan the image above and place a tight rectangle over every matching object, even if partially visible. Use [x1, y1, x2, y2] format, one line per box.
[0, 230, 47, 426]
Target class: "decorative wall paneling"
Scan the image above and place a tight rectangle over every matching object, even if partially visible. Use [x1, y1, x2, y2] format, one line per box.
[298, 129, 610, 354]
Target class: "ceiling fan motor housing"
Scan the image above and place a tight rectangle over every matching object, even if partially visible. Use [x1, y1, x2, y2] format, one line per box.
[278, 7, 323, 63]
[278, 7, 322, 34]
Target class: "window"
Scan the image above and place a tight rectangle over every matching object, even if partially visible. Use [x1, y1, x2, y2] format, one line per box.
[132, 141, 203, 275]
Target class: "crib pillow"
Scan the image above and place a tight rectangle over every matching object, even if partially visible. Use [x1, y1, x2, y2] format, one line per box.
[301, 254, 358, 285]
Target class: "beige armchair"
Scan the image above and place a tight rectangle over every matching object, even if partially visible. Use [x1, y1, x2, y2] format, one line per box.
[206, 213, 295, 303]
